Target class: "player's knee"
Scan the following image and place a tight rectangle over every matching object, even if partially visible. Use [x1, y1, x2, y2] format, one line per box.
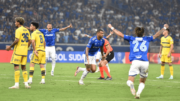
[168, 63, 172, 66]
[91, 69, 96, 73]
[161, 62, 165, 66]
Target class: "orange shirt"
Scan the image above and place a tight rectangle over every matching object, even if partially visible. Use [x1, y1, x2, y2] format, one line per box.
[103, 39, 113, 53]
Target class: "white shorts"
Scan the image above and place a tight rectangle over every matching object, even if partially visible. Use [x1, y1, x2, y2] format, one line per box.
[45, 46, 56, 59]
[129, 60, 149, 78]
[83, 54, 96, 65]
[96, 51, 102, 60]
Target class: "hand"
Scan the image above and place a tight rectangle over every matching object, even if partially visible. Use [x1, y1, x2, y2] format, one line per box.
[110, 31, 114, 35]
[6, 46, 11, 51]
[68, 24, 72, 28]
[25, 26, 30, 29]
[102, 56, 106, 60]
[164, 24, 169, 29]
[158, 53, 161, 58]
[84, 34, 87, 37]
[108, 24, 113, 29]
[34, 50, 38, 57]
[167, 53, 171, 58]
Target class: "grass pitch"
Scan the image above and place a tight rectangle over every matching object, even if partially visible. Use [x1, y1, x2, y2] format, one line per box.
[0, 63, 180, 101]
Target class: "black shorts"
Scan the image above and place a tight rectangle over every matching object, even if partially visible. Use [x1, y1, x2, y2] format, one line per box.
[106, 51, 114, 63]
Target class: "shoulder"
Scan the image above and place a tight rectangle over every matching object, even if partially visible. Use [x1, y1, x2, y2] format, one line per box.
[91, 36, 96, 41]
[168, 36, 173, 39]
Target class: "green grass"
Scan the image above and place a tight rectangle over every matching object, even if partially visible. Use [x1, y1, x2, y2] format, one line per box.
[0, 63, 180, 101]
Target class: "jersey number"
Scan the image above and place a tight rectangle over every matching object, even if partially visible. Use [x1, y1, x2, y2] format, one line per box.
[133, 40, 147, 52]
[39, 35, 43, 43]
[21, 33, 29, 42]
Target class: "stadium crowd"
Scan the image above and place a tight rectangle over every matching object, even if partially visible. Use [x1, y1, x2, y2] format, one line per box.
[0, 0, 179, 46]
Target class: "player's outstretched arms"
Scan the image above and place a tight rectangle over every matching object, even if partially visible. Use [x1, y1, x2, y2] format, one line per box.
[153, 24, 169, 39]
[6, 38, 19, 51]
[106, 31, 114, 39]
[59, 24, 72, 31]
[107, 24, 124, 38]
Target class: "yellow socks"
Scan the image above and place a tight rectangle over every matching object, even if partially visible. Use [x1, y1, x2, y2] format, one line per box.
[15, 69, 20, 83]
[169, 66, 173, 76]
[161, 65, 165, 76]
[29, 67, 34, 78]
[22, 70, 28, 82]
[41, 68, 45, 79]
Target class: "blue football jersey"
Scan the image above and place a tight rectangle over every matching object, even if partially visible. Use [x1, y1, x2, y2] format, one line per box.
[124, 35, 154, 61]
[39, 28, 59, 46]
[84, 36, 105, 56]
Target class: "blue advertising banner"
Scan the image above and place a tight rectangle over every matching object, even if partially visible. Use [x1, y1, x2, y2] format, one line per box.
[27, 51, 125, 63]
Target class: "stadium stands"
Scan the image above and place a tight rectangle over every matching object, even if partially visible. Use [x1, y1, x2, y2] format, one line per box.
[0, 0, 179, 46]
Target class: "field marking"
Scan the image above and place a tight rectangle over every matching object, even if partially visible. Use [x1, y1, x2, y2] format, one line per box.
[1, 74, 180, 84]
[1, 75, 180, 88]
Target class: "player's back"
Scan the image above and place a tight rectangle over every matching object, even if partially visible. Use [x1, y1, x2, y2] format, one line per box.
[31, 30, 45, 51]
[124, 35, 154, 61]
[161, 36, 173, 55]
[14, 26, 30, 56]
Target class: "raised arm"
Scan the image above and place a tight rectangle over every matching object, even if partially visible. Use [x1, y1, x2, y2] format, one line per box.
[84, 34, 92, 38]
[107, 24, 124, 38]
[153, 24, 169, 39]
[59, 24, 72, 31]
[106, 31, 114, 39]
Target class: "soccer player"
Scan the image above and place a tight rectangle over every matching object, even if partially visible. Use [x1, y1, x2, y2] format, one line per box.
[83, 31, 114, 73]
[39, 23, 72, 76]
[74, 29, 105, 85]
[108, 24, 168, 99]
[6, 17, 31, 89]
[156, 26, 174, 79]
[27, 22, 46, 84]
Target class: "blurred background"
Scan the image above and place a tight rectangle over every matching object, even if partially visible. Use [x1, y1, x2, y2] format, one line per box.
[0, 0, 180, 52]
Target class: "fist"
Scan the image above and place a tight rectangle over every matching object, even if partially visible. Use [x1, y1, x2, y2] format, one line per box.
[110, 31, 114, 34]
[108, 24, 113, 28]
[6, 46, 11, 51]
[69, 24, 73, 28]
[164, 24, 169, 28]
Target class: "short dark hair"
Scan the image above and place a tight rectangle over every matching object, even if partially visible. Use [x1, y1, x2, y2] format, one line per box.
[31, 22, 39, 29]
[96, 28, 104, 33]
[166, 28, 170, 33]
[135, 27, 144, 37]
[15, 17, 25, 25]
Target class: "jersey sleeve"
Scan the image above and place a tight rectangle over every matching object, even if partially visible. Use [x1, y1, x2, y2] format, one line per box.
[124, 35, 131, 41]
[39, 29, 46, 34]
[54, 28, 60, 32]
[15, 29, 20, 39]
[170, 37, 174, 45]
[31, 33, 35, 40]
[146, 36, 154, 42]
[87, 38, 93, 48]
[160, 37, 163, 45]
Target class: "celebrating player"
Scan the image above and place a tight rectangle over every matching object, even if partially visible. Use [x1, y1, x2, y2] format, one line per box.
[28, 22, 46, 84]
[74, 29, 105, 85]
[6, 17, 31, 89]
[108, 24, 167, 99]
[39, 23, 72, 76]
[156, 24, 174, 79]
[83, 31, 114, 73]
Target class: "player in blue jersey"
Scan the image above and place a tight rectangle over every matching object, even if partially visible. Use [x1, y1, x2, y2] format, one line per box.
[108, 24, 168, 99]
[74, 29, 105, 85]
[83, 31, 114, 73]
[39, 23, 72, 76]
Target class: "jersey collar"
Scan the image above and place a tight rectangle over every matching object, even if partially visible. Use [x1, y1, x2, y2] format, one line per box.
[164, 35, 169, 38]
